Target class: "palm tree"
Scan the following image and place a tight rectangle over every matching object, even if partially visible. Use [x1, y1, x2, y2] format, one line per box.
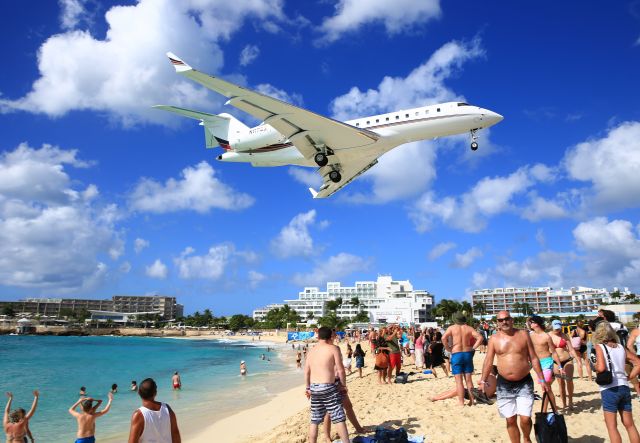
[350, 297, 360, 311]
[473, 302, 487, 319]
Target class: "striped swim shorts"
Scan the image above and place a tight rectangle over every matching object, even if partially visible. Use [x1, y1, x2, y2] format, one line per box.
[309, 382, 346, 424]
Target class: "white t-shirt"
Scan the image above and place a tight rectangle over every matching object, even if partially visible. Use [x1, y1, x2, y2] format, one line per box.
[598, 344, 629, 391]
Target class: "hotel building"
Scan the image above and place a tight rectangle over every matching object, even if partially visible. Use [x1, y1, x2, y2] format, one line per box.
[253, 275, 434, 324]
[472, 286, 630, 316]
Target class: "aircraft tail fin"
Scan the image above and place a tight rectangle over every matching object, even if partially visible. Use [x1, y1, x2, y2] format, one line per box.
[153, 105, 248, 150]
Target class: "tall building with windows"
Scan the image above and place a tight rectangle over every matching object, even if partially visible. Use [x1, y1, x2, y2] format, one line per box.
[253, 275, 434, 324]
[471, 286, 629, 316]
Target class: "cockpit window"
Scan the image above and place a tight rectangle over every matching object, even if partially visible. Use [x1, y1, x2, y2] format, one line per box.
[457, 102, 470, 107]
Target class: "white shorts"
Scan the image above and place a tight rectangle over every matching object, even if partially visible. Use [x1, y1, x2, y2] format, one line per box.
[496, 374, 535, 418]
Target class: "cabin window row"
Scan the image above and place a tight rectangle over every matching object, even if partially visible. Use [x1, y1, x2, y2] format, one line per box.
[355, 108, 441, 127]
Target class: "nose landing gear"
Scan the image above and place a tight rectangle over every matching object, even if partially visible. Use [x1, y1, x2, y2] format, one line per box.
[470, 129, 479, 151]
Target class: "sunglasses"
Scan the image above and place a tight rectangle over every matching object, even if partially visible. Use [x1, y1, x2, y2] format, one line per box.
[497, 317, 512, 323]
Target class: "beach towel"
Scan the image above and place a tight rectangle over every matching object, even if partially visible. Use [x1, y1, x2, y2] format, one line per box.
[374, 426, 409, 443]
[350, 433, 424, 443]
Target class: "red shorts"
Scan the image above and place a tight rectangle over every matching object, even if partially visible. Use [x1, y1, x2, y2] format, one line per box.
[389, 353, 402, 369]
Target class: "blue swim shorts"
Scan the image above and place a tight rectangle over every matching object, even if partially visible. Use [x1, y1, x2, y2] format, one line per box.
[451, 351, 474, 375]
[601, 385, 632, 413]
[75, 436, 96, 443]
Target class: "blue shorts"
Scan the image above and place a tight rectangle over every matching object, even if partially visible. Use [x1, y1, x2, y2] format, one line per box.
[75, 437, 96, 443]
[601, 385, 632, 413]
[451, 351, 474, 375]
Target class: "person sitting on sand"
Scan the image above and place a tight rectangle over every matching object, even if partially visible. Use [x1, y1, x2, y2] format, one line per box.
[3, 391, 38, 443]
[304, 326, 350, 443]
[69, 392, 114, 443]
[172, 372, 181, 390]
[240, 361, 247, 376]
[128, 378, 181, 443]
[431, 366, 498, 403]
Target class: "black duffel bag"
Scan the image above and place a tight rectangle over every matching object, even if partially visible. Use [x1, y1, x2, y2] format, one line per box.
[534, 392, 568, 443]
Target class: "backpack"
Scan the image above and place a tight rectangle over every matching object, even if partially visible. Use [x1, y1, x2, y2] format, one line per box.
[374, 426, 409, 443]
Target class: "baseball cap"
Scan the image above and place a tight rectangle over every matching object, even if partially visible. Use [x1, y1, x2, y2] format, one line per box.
[551, 320, 562, 330]
[241, 360, 245, 364]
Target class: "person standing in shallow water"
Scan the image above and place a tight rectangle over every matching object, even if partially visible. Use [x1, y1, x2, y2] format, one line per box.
[172, 372, 181, 390]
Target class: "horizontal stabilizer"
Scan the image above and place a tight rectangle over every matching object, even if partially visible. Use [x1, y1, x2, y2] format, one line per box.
[308, 188, 318, 198]
[153, 105, 223, 121]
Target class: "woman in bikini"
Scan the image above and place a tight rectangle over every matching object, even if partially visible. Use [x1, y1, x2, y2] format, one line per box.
[573, 321, 592, 381]
[550, 320, 580, 410]
[3, 391, 38, 443]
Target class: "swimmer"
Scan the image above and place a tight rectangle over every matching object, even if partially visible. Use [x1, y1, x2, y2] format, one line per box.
[240, 361, 247, 376]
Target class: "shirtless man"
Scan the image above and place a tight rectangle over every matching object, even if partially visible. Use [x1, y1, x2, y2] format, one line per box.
[480, 311, 548, 443]
[3, 391, 38, 443]
[304, 326, 349, 443]
[549, 319, 580, 410]
[442, 312, 483, 405]
[172, 372, 181, 390]
[527, 315, 561, 412]
[68, 392, 114, 443]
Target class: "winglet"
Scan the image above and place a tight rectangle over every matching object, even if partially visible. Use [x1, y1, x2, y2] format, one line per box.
[308, 188, 319, 199]
[166, 52, 192, 73]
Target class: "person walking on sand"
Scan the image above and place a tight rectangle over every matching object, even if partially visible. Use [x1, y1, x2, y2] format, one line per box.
[443, 312, 483, 405]
[480, 311, 549, 443]
[171, 372, 181, 390]
[128, 378, 181, 443]
[354, 344, 366, 378]
[527, 315, 561, 413]
[594, 321, 640, 443]
[4, 391, 38, 443]
[550, 319, 580, 410]
[69, 392, 114, 443]
[428, 332, 449, 378]
[304, 326, 350, 443]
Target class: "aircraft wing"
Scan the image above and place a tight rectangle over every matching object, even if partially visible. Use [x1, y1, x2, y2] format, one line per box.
[309, 156, 380, 199]
[165, 53, 379, 159]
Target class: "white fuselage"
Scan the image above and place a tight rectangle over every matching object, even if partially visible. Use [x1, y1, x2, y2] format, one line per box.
[216, 102, 502, 166]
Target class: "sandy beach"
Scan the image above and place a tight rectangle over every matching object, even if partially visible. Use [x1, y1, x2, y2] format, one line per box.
[183, 338, 635, 443]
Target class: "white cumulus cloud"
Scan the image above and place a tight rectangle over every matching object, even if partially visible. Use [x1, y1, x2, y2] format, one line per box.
[271, 210, 318, 258]
[128, 161, 253, 213]
[288, 167, 322, 188]
[564, 121, 640, 211]
[292, 253, 371, 287]
[428, 242, 456, 261]
[59, 0, 90, 30]
[317, 0, 441, 44]
[134, 238, 150, 254]
[239, 44, 260, 66]
[146, 259, 168, 279]
[1, 0, 285, 125]
[0, 143, 121, 292]
[451, 247, 483, 269]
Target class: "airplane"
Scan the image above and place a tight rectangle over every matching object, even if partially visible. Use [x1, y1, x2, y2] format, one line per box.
[155, 52, 503, 198]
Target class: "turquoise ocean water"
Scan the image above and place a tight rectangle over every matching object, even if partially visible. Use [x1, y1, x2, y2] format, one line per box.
[0, 335, 300, 442]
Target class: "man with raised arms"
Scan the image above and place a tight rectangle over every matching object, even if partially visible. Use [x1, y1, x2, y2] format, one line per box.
[68, 392, 114, 443]
[442, 312, 483, 406]
[480, 311, 549, 443]
[304, 326, 349, 443]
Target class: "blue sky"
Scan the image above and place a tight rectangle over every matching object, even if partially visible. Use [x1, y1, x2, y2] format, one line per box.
[1, 0, 640, 315]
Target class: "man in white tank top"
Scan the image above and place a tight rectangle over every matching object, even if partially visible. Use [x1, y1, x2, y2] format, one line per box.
[128, 378, 181, 443]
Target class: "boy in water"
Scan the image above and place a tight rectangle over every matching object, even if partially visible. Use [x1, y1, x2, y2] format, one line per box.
[68, 392, 113, 443]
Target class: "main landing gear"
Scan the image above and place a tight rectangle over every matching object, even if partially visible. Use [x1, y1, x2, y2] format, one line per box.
[329, 170, 342, 183]
[470, 129, 479, 151]
[314, 152, 328, 167]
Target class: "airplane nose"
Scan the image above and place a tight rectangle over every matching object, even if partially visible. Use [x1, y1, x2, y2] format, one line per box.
[487, 111, 503, 126]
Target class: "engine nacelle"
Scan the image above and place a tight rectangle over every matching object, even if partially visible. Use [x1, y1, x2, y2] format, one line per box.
[233, 124, 285, 152]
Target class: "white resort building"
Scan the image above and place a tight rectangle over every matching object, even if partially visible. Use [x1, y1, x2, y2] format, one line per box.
[472, 286, 632, 317]
[253, 275, 434, 325]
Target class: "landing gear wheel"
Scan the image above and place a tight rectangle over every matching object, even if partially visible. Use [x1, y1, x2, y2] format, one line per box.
[471, 141, 479, 151]
[329, 170, 342, 183]
[314, 152, 328, 167]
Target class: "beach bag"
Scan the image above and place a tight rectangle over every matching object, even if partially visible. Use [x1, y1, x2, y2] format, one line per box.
[395, 372, 409, 384]
[374, 426, 409, 443]
[595, 344, 613, 386]
[534, 392, 568, 443]
[375, 352, 389, 369]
